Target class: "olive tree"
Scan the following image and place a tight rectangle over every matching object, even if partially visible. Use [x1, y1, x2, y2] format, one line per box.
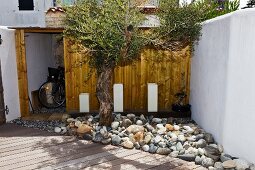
[64, 0, 146, 126]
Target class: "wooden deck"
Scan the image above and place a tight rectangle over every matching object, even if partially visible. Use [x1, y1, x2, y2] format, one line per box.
[0, 124, 206, 170]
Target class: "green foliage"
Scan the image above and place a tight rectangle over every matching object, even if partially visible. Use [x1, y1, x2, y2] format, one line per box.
[151, 0, 202, 50]
[64, 0, 147, 70]
[195, 0, 239, 21]
[244, 0, 255, 8]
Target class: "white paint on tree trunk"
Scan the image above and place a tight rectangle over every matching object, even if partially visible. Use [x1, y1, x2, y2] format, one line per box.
[113, 84, 123, 112]
[148, 83, 158, 112]
[79, 93, 89, 112]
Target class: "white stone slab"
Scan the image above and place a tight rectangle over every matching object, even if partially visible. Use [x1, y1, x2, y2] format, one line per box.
[113, 84, 123, 112]
[148, 83, 158, 112]
[79, 93, 89, 112]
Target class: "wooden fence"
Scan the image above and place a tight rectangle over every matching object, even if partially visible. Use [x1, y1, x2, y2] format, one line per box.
[64, 40, 191, 112]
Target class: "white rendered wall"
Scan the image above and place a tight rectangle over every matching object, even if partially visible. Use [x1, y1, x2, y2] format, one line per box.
[0, 27, 21, 121]
[0, 0, 53, 27]
[25, 33, 55, 110]
[191, 9, 255, 163]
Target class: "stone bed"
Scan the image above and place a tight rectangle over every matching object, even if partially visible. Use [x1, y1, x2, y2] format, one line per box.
[11, 114, 254, 170]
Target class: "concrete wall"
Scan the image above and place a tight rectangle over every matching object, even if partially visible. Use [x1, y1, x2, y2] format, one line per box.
[0, 27, 21, 121]
[25, 33, 56, 108]
[191, 9, 255, 163]
[0, 0, 53, 27]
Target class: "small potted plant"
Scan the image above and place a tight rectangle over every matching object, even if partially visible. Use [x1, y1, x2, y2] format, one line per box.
[172, 92, 191, 112]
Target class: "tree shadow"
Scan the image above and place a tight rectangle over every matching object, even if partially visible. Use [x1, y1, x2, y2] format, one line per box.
[0, 124, 175, 170]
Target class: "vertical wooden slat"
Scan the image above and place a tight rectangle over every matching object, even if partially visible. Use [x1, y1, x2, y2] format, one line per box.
[15, 30, 30, 117]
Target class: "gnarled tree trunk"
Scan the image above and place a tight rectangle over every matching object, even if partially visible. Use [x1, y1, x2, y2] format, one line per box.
[96, 66, 114, 126]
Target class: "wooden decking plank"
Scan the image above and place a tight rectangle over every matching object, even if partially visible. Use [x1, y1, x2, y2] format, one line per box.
[55, 148, 140, 170]
[10, 145, 118, 170]
[0, 141, 100, 168]
[0, 136, 69, 149]
[110, 153, 164, 170]
[0, 131, 58, 143]
[0, 124, 56, 137]
[84, 149, 147, 170]
[0, 139, 92, 162]
[0, 136, 76, 153]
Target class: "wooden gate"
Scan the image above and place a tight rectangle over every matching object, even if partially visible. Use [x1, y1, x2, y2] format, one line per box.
[0, 61, 6, 125]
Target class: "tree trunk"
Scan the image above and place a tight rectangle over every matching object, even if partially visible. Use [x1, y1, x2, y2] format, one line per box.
[96, 66, 114, 126]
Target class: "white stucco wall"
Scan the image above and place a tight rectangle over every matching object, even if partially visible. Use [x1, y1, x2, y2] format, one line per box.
[25, 33, 56, 109]
[191, 9, 255, 163]
[0, 27, 21, 121]
[0, 0, 53, 27]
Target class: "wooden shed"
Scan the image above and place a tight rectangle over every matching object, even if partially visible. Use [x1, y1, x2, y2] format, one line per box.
[14, 27, 191, 118]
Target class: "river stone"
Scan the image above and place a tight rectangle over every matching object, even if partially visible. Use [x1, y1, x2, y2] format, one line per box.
[156, 124, 164, 129]
[93, 132, 104, 143]
[196, 139, 207, 148]
[218, 144, 224, 153]
[202, 157, 215, 168]
[170, 133, 178, 141]
[149, 144, 158, 153]
[67, 118, 75, 123]
[220, 153, 232, 162]
[195, 156, 202, 165]
[177, 154, 196, 162]
[75, 121, 82, 127]
[214, 162, 224, 170]
[83, 134, 93, 140]
[187, 135, 196, 142]
[204, 146, 221, 161]
[170, 151, 179, 158]
[144, 134, 152, 144]
[178, 134, 186, 142]
[126, 125, 144, 134]
[126, 114, 136, 120]
[111, 122, 120, 130]
[196, 134, 205, 140]
[136, 120, 143, 125]
[77, 124, 92, 134]
[250, 165, 255, 170]
[165, 124, 174, 131]
[54, 127, 61, 133]
[122, 140, 134, 149]
[145, 124, 155, 132]
[173, 125, 180, 131]
[134, 131, 144, 142]
[121, 119, 132, 128]
[183, 126, 194, 134]
[142, 145, 150, 152]
[222, 160, 236, 169]
[152, 118, 162, 124]
[176, 142, 183, 151]
[158, 141, 166, 148]
[156, 148, 171, 155]
[204, 133, 214, 143]
[100, 128, 108, 138]
[134, 142, 140, 149]
[140, 114, 147, 122]
[208, 166, 216, 170]
[234, 159, 250, 170]
[111, 135, 121, 145]
[198, 148, 205, 155]
[154, 135, 162, 143]
[101, 138, 111, 145]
